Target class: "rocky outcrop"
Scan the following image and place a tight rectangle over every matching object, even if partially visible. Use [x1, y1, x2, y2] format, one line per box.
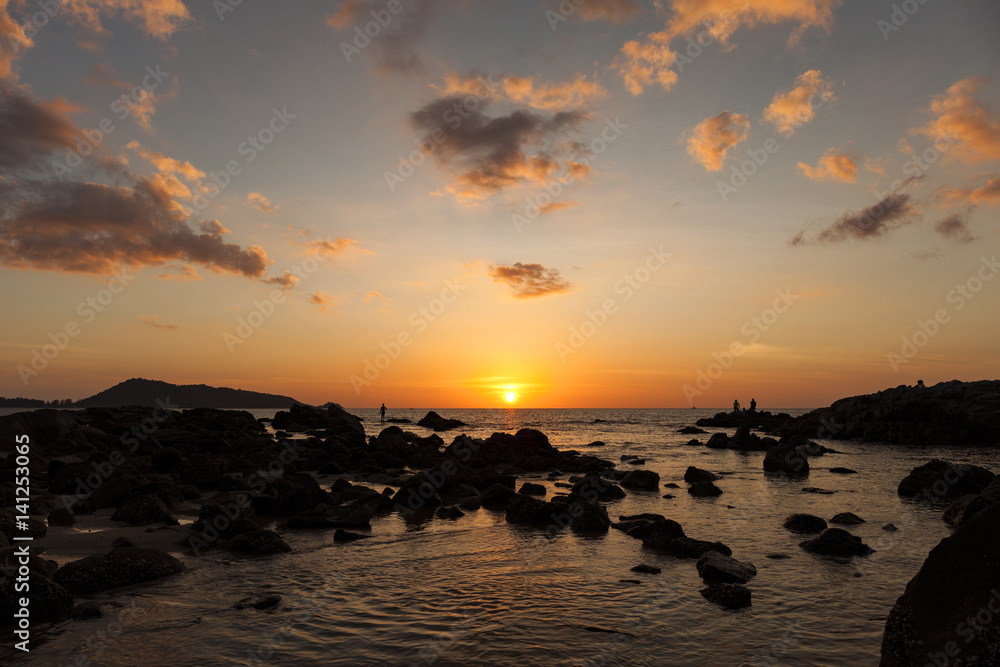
[942, 494, 994, 527]
[763, 445, 809, 476]
[417, 411, 466, 431]
[53, 546, 184, 595]
[880, 502, 1000, 666]
[800, 528, 874, 557]
[518, 482, 546, 496]
[897, 459, 995, 501]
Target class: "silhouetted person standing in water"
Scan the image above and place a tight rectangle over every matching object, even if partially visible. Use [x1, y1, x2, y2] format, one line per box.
[750, 398, 757, 413]
[380, 403, 386, 422]
[733, 399, 740, 413]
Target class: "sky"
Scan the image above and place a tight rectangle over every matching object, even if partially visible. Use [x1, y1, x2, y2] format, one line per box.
[0, 0, 998, 409]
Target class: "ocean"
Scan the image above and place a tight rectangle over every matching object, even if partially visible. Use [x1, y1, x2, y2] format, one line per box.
[8, 407, 1000, 666]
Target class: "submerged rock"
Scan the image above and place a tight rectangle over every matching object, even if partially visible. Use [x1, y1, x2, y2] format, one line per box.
[234, 594, 282, 611]
[688, 481, 723, 497]
[518, 482, 546, 497]
[630, 563, 661, 574]
[700, 583, 752, 610]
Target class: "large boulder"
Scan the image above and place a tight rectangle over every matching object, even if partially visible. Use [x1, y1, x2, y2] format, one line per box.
[942, 494, 994, 528]
[271, 403, 365, 446]
[111, 494, 178, 525]
[417, 411, 466, 432]
[53, 546, 184, 595]
[505, 495, 560, 526]
[191, 494, 262, 540]
[783, 514, 828, 533]
[570, 475, 627, 501]
[480, 483, 517, 510]
[228, 530, 293, 554]
[897, 459, 995, 501]
[880, 502, 1000, 666]
[569, 499, 611, 533]
[684, 466, 719, 483]
[800, 528, 874, 557]
[620, 470, 659, 491]
[763, 445, 809, 476]
[667, 537, 733, 559]
[696, 551, 758, 584]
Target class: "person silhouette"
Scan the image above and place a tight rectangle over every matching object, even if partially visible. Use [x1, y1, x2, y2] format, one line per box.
[733, 399, 740, 413]
[379, 403, 386, 422]
[750, 398, 757, 413]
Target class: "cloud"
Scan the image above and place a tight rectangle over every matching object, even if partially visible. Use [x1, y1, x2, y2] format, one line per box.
[939, 176, 1000, 207]
[572, 0, 642, 23]
[128, 141, 205, 181]
[915, 77, 1000, 164]
[935, 212, 977, 243]
[798, 149, 858, 183]
[789, 191, 917, 246]
[763, 69, 835, 135]
[686, 111, 750, 171]
[62, 0, 192, 41]
[410, 91, 592, 201]
[0, 1, 32, 79]
[613, 1, 839, 95]
[157, 264, 201, 282]
[83, 63, 131, 89]
[309, 290, 338, 312]
[363, 290, 392, 303]
[263, 271, 300, 291]
[0, 85, 280, 281]
[247, 192, 278, 213]
[500, 74, 607, 111]
[488, 262, 573, 298]
[305, 237, 370, 256]
[539, 201, 578, 215]
[326, 0, 443, 74]
[141, 315, 178, 330]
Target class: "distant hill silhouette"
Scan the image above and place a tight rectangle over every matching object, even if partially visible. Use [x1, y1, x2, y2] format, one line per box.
[74, 378, 300, 409]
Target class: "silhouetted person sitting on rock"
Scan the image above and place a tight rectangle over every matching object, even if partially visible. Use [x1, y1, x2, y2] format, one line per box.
[917, 380, 925, 388]
[750, 398, 757, 412]
[380, 403, 386, 422]
[733, 399, 740, 413]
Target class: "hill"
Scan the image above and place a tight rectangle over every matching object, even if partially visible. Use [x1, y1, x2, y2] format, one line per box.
[74, 378, 300, 409]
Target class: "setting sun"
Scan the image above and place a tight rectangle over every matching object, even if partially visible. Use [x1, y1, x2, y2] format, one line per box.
[505, 392, 517, 403]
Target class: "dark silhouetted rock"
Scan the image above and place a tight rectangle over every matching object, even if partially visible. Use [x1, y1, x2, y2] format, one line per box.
[783, 514, 828, 533]
[697, 551, 758, 584]
[631, 564, 661, 574]
[763, 445, 809, 476]
[800, 528, 874, 557]
[518, 482, 546, 497]
[505, 495, 559, 526]
[334, 529, 372, 542]
[234, 594, 282, 611]
[228, 530, 292, 554]
[942, 494, 993, 527]
[1, 571, 73, 622]
[570, 499, 611, 533]
[571, 475, 627, 501]
[688, 481, 723, 497]
[666, 537, 732, 559]
[684, 466, 719, 483]
[801, 487, 835, 495]
[72, 602, 103, 619]
[54, 547, 184, 594]
[621, 470, 659, 491]
[879, 502, 1000, 666]
[897, 459, 995, 501]
[830, 467, 858, 475]
[830, 512, 866, 526]
[417, 411, 466, 431]
[701, 583, 752, 610]
[111, 494, 178, 526]
[435, 506, 465, 520]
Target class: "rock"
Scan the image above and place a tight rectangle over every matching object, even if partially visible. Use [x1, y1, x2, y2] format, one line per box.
[111, 494, 178, 526]
[619, 579, 641, 584]
[151, 447, 184, 473]
[480, 483, 517, 510]
[897, 459, 995, 500]
[942, 494, 993, 527]
[192, 494, 261, 539]
[684, 466, 719, 483]
[879, 502, 1000, 666]
[0, 510, 46, 540]
[48, 508, 75, 527]
[679, 426, 707, 434]
[0, 571, 74, 622]
[802, 487, 835, 494]
[706, 433, 729, 449]
[696, 551, 758, 584]
[53, 547, 184, 594]
[830, 467, 858, 475]
[688, 481, 723, 497]
[570, 499, 611, 533]
[766, 553, 791, 560]
[72, 601, 103, 619]
[783, 514, 828, 533]
[662, 494, 675, 499]
[663, 483, 680, 489]
[334, 529, 372, 542]
[830, 512, 866, 526]
[800, 528, 874, 557]
[620, 470, 659, 491]
[666, 537, 732, 559]
[701, 583, 752, 610]
[627, 459, 646, 465]
[417, 411, 466, 431]
[631, 519, 685, 549]
[228, 530, 292, 554]
[435, 506, 465, 520]
[234, 594, 281, 611]
[518, 482, 546, 497]
[883, 523, 898, 532]
[982, 476, 1000, 503]
[763, 445, 809, 476]
[505, 495, 560, 526]
[113, 537, 135, 549]
[570, 475, 627, 501]
[630, 564, 661, 574]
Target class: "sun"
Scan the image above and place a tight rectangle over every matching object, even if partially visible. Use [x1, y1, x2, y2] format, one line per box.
[504, 391, 517, 403]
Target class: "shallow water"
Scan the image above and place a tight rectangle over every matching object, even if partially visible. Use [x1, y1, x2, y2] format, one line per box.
[9, 408, 1000, 666]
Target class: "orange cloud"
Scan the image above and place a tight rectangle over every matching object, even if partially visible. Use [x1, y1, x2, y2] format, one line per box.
[798, 150, 858, 183]
[363, 290, 392, 303]
[128, 141, 204, 181]
[764, 69, 835, 135]
[615, 35, 678, 95]
[574, 0, 642, 24]
[157, 264, 201, 282]
[62, 0, 191, 41]
[686, 111, 750, 172]
[915, 77, 1000, 164]
[327, 0, 361, 28]
[141, 315, 178, 330]
[489, 262, 573, 298]
[0, 1, 32, 79]
[501, 74, 607, 111]
[539, 201, 578, 215]
[306, 238, 370, 256]
[247, 192, 278, 214]
[939, 176, 1000, 206]
[309, 290, 339, 312]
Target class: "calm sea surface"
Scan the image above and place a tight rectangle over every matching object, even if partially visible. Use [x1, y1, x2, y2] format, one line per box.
[7, 407, 1000, 666]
